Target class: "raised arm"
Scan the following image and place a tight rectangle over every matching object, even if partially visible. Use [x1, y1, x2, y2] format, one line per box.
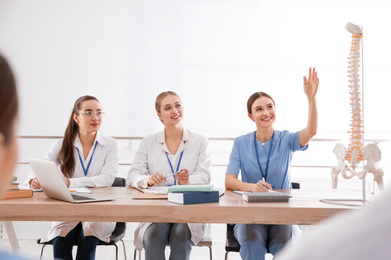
[299, 67, 319, 147]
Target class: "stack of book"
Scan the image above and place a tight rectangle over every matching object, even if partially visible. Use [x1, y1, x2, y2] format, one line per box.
[2, 181, 33, 199]
[167, 184, 220, 205]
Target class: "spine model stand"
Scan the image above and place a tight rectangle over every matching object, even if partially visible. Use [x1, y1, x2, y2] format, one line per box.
[331, 22, 383, 190]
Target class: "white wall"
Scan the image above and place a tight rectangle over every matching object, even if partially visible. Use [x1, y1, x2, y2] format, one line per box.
[0, 0, 390, 242]
[0, 0, 389, 139]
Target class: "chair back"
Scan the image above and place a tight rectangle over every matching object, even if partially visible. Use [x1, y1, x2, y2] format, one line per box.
[109, 177, 127, 241]
[112, 177, 126, 187]
[225, 224, 240, 252]
[107, 222, 126, 243]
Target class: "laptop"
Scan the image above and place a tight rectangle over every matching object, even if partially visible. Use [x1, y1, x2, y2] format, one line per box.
[29, 159, 114, 203]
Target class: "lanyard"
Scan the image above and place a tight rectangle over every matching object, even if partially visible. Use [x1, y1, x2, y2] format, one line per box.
[254, 131, 274, 181]
[76, 141, 98, 176]
[165, 150, 184, 185]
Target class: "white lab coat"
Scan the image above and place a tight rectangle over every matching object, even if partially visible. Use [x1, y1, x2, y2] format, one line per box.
[25, 132, 120, 243]
[276, 186, 391, 260]
[127, 129, 211, 250]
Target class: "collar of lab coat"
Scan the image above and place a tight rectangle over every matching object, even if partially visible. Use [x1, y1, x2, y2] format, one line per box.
[73, 131, 105, 151]
[158, 129, 190, 155]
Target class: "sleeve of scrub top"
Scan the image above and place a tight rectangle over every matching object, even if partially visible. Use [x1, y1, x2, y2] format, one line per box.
[226, 138, 241, 176]
[288, 130, 308, 151]
[187, 136, 211, 185]
[69, 138, 119, 188]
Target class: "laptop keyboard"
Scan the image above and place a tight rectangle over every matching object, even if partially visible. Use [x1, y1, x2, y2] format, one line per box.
[71, 194, 95, 201]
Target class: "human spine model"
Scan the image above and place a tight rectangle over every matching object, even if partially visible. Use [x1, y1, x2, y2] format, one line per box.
[331, 22, 383, 190]
[345, 22, 364, 171]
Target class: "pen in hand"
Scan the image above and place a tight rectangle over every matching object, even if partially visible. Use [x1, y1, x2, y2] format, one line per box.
[261, 178, 272, 192]
[164, 169, 183, 179]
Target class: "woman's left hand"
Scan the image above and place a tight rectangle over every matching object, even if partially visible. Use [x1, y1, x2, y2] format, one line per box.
[175, 169, 189, 185]
[303, 67, 319, 99]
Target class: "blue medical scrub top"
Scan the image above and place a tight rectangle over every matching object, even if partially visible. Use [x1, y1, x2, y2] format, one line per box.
[226, 130, 308, 189]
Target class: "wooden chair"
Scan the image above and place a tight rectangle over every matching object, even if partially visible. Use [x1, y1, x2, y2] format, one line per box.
[224, 182, 300, 260]
[37, 177, 127, 260]
[133, 223, 213, 260]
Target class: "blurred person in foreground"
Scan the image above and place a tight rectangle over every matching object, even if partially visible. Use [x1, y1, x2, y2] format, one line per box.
[276, 185, 391, 260]
[0, 53, 34, 259]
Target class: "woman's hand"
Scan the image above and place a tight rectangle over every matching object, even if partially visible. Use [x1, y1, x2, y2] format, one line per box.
[29, 177, 41, 189]
[299, 67, 319, 147]
[147, 172, 167, 187]
[251, 180, 272, 192]
[303, 67, 319, 99]
[64, 178, 70, 187]
[175, 169, 189, 185]
[226, 173, 272, 192]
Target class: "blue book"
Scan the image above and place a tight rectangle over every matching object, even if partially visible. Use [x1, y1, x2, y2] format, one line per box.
[168, 190, 220, 205]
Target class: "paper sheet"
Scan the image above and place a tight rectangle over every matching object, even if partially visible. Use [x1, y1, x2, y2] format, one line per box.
[141, 186, 169, 194]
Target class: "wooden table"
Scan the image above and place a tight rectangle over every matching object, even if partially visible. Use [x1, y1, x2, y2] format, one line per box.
[0, 187, 363, 225]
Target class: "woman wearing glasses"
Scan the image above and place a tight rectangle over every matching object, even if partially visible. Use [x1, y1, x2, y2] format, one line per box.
[225, 68, 319, 260]
[127, 91, 211, 260]
[26, 95, 120, 260]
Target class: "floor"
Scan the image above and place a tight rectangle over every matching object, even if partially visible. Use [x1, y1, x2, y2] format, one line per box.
[0, 239, 275, 260]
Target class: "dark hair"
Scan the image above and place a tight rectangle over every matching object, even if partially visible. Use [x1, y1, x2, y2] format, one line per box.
[0, 54, 18, 144]
[57, 95, 100, 178]
[247, 92, 275, 114]
[155, 91, 181, 113]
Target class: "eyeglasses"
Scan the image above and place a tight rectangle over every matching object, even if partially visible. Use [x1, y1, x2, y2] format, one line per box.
[78, 111, 105, 118]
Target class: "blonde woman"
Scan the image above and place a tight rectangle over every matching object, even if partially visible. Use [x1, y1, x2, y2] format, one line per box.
[127, 91, 211, 260]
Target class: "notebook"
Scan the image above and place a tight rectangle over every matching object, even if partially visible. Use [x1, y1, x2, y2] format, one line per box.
[242, 190, 291, 202]
[29, 159, 114, 203]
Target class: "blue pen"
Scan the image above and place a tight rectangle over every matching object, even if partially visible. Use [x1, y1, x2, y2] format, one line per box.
[164, 169, 183, 178]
